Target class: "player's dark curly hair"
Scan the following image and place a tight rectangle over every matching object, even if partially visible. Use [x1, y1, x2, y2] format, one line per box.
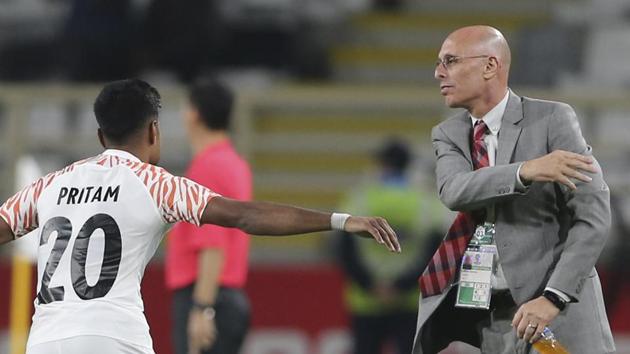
[94, 79, 161, 144]
[188, 79, 233, 131]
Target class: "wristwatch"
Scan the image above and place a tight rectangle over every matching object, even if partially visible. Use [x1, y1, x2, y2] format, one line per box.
[542, 290, 567, 311]
[192, 300, 216, 320]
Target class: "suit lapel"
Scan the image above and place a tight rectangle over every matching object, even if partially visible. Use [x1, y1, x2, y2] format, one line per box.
[496, 92, 524, 165]
[446, 111, 473, 164]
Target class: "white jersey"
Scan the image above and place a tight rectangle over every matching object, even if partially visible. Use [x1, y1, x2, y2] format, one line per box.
[0, 149, 218, 350]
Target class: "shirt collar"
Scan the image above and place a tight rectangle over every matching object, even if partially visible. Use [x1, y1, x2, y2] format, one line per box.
[193, 138, 232, 161]
[201, 138, 231, 155]
[470, 90, 510, 136]
[102, 149, 142, 162]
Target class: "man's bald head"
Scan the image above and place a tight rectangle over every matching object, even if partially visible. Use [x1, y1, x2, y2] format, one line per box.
[434, 25, 512, 117]
[444, 25, 511, 77]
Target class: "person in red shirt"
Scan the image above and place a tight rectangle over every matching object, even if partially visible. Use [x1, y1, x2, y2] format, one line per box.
[166, 80, 252, 354]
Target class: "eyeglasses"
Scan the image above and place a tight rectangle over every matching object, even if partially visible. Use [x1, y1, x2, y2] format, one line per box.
[435, 55, 489, 70]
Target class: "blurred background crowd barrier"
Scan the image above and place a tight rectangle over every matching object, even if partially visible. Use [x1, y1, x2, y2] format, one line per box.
[2, 0, 630, 353]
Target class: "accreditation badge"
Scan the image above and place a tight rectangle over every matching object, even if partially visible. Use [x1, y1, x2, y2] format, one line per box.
[455, 223, 497, 309]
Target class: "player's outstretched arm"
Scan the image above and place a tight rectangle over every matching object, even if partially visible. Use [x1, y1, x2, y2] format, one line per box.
[0, 218, 14, 245]
[201, 197, 401, 253]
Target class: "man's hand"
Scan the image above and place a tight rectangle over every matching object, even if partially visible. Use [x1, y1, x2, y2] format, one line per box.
[511, 296, 560, 343]
[188, 308, 217, 354]
[519, 150, 597, 190]
[344, 216, 401, 253]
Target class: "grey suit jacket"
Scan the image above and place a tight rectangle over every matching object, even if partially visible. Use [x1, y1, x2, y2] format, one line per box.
[413, 92, 615, 354]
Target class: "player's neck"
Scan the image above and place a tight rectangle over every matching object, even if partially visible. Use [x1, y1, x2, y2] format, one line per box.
[104, 144, 150, 163]
[192, 130, 229, 155]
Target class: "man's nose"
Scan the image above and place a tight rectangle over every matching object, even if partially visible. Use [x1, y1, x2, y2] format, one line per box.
[435, 64, 446, 80]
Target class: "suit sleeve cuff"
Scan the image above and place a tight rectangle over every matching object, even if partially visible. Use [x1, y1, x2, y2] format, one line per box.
[515, 163, 529, 192]
[545, 287, 572, 303]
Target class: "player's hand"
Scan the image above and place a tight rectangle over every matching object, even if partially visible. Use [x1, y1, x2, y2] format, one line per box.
[188, 308, 217, 354]
[511, 296, 560, 343]
[519, 150, 597, 190]
[344, 216, 401, 253]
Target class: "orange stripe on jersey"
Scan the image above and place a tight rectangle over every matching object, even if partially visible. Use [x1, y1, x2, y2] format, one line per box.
[191, 184, 199, 201]
[26, 204, 34, 231]
[5, 195, 17, 210]
[12, 199, 20, 212]
[149, 181, 158, 197]
[123, 156, 218, 225]
[186, 186, 194, 211]
[166, 179, 176, 207]
[34, 180, 42, 199]
[180, 179, 190, 221]
[11, 203, 19, 226]
[44, 176, 55, 187]
[156, 175, 164, 206]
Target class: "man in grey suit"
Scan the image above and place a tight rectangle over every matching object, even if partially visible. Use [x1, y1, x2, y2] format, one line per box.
[412, 25, 615, 353]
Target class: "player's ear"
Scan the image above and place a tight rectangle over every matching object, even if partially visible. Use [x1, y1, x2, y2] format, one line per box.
[149, 120, 160, 146]
[97, 129, 107, 148]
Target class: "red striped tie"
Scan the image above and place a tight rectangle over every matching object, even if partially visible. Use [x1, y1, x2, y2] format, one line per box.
[418, 120, 490, 298]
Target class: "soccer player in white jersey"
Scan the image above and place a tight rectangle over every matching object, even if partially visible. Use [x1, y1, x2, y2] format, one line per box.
[0, 79, 401, 354]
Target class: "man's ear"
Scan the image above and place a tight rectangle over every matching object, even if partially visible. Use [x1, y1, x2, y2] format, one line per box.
[483, 56, 500, 80]
[149, 120, 159, 145]
[97, 128, 107, 148]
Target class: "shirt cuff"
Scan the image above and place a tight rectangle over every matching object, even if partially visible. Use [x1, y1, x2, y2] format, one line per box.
[545, 287, 572, 302]
[515, 163, 529, 192]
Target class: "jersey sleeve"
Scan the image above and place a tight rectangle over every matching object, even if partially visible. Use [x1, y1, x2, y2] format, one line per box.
[184, 161, 231, 249]
[137, 164, 220, 226]
[0, 176, 47, 238]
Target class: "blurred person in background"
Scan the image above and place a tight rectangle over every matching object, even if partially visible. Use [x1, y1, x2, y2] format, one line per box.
[165, 80, 252, 354]
[413, 26, 614, 353]
[0, 79, 401, 354]
[336, 139, 446, 354]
